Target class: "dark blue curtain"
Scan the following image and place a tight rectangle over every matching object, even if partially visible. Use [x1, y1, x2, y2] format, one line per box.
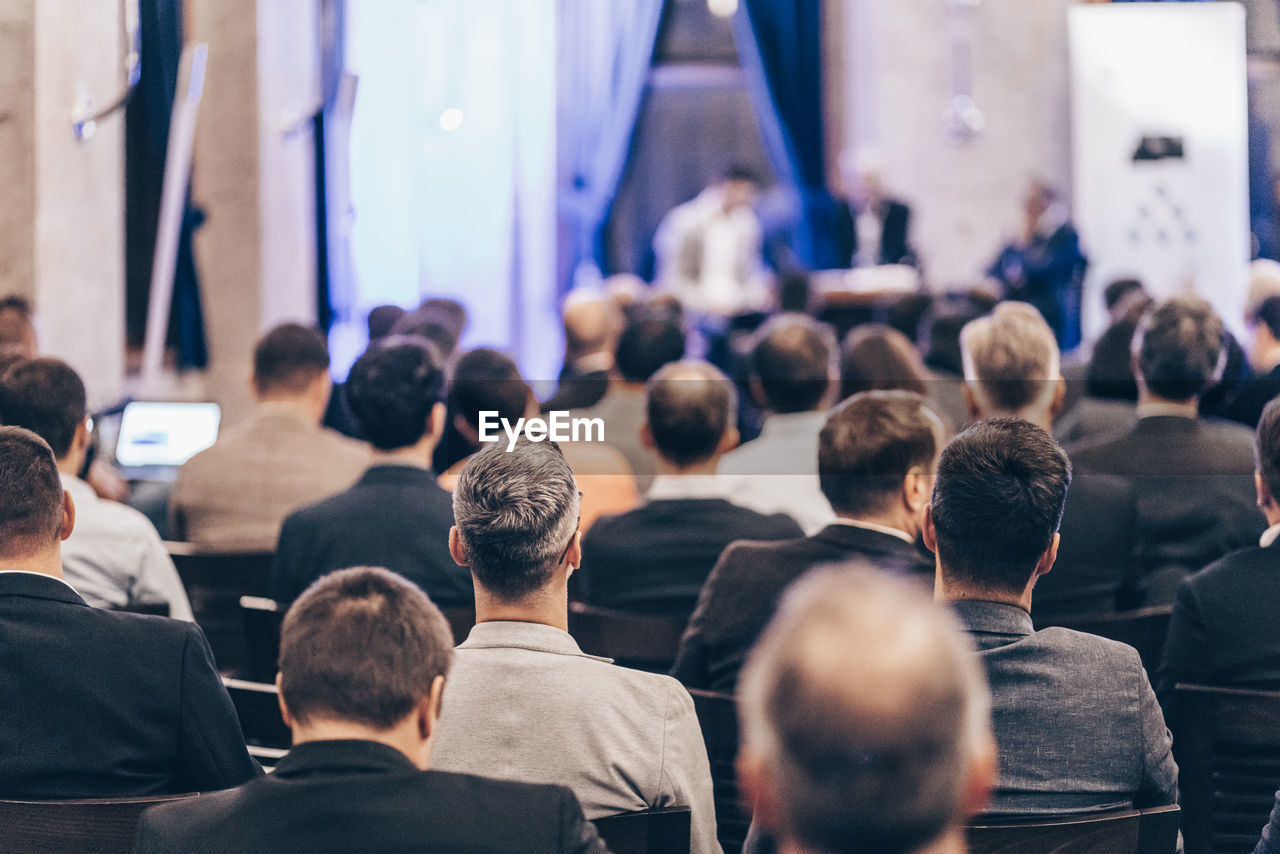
[557, 0, 665, 290]
[732, 0, 834, 271]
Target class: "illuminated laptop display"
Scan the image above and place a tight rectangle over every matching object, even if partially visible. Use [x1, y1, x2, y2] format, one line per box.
[114, 402, 221, 470]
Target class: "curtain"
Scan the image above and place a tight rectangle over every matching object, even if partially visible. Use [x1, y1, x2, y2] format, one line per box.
[732, 0, 835, 271]
[557, 0, 665, 290]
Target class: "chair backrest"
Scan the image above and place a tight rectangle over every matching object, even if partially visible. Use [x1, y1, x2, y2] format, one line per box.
[1033, 605, 1172, 674]
[239, 596, 284, 683]
[968, 805, 1180, 854]
[1173, 683, 1280, 854]
[567, 602, 685, 672]
[592, 807, 691, 854]
[168, 543, 273, 674]
[223, 676, 292, 752]
[0, 793, 199, 854]
[687, 688, 749, 854]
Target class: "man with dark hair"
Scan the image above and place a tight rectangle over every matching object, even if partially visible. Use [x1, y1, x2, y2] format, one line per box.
[0, 426, 258, 797]
[718, 314, 839, 533]
[580, 361, 801, 618]
[926, 418, 1178, 816]
[1157, 396, 1280, 713]
[539, 293, 623, 413]
[432, 440, 719, 854]
[1220, 294, 1280, 428]
[674, 390, 942, 693]
[0, 294, 37, 358]
[0, 358, 191, 619]
[171, 323, 368, 550]
[391, 297, 469, 362]
[1069, 295, 1264, 603]
[134, 567, 607, 853]
[269, 340, 472, 607]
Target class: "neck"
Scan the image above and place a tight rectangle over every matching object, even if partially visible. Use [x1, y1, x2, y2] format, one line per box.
[939, 569, 1033, 613]
[655, 458, 719, 477]
[1258, 347, 1280, 374]
[836, 510, 914, 539]
[55, 454, 83, 479]
[289, 718, 429, 770]
[474, 579, 569, 633]
[0, 550, 64, 579]
[370, 439, 435, 470]
[258, 396, 321, 424]
[1137, 390, 1198, 417]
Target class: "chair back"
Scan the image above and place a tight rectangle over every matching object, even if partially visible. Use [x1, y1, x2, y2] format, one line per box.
[223, 676, 292, 754]
[687, 689, 749, 854]
[168, 544, 273, 674]
[0, 793, 198, 854]
[239, 596, 283, 682]
[568, 602, 685, 672]
[968, 805, 1179, 854]
[1033, 605, 1172, 674]
[1174, 683, 1280, 854]
[592, 807, 691, 854]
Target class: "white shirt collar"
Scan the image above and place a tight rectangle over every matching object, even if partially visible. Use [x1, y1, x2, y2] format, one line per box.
[59, 473, 96, 502]
[646, 474, 727, 502]
[1262, 523, 1280, 548]
[827, 517, 915, 544]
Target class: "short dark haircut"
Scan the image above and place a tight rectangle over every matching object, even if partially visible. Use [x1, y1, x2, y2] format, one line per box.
[839, 324, 929, 401]
[1252, 295, 1280, 342]
[253, 323, 330, 396]
[452, 439, 579, 601]
[0, 426, 65, 558]
[819, 391, 940, 517]
[1085, 319, 1139, 401]
[278, 567, 454, 730]
[392, 298, 469, 361]
[346, 339, 445, 451]
[0, 295, 34, 354]
[0, 357, 86, 459]
[448, 348, 528, 432]
[646, 361, 736, 467]
[366, 305, 407, 341]
[1136, 296, 1223, 401]
[751, 314, 835, 413]
[931, 418, 1071, 596]
[615, 315, 685, 383]
[1257, 398, 1280, 501]
[1103, 278, 1145, 312]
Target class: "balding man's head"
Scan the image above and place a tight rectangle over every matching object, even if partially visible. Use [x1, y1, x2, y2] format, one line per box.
[644, 360, 738, 468]
[562, 295, 623, 361]
[750, 314, 836, 414]
[960, 302, 1063, 425]
[739, 564, 993, 854]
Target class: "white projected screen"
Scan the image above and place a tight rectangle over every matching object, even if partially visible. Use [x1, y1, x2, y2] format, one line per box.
[115, 402, 221, 468]
[1070, 3, 1250, 342]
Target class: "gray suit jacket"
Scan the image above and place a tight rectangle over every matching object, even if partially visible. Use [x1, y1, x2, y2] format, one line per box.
[952, 600, 1178, 817]
[430, 621, 721, 854]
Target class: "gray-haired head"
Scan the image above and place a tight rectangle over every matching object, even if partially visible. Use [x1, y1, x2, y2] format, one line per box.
[452, 437, 580, 601]
[739, 563, 992, 854]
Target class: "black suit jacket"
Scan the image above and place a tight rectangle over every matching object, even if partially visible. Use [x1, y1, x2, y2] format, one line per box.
[0, 572, 259, 798]
[1156, 543, 1280, 716]
[832, 198, 913, 267]
[1067, 416, 1266, 604]
[270, 465, 473, 607]
[134, 739, 609, 854]
[580, 498, 802, 619]
[541, 368, 611, 414]
[1218, 364, 1280, 429]
[671, 523, 934, 693]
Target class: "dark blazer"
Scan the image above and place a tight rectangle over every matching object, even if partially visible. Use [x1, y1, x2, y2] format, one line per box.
[0, 572, 259, 798]
[541, 368, 611, 414]
[671, 523, 934, 693]
[270, 465, 473, 607]
[953, 600, 1178, 817]
[832, 198, 914, 268]
[133, 739, 609, 854]
[1067, 415, 1266, 604]
[1218, 363, 1280, 429]
[580, 498, 802, 618]
[1156, 542, 1280, 716]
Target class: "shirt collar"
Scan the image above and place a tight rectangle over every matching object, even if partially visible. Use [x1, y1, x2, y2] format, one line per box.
[646, 474, 727, 502]
[0, 569, 81, 596]
[1135, 401, 1198, 420]
[459, 620, 612, 663]
[1263, 523, 1280, 548]
[949, 599, 1034, 637]
[826, 517, 914, 544]
[759, 410, 827, 438]
[59, 473, 96, 503]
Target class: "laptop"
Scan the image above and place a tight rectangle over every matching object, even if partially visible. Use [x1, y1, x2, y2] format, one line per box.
[112, 401, 221, 482]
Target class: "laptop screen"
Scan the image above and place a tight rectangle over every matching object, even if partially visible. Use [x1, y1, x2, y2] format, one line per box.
[114, 402, 221, 469]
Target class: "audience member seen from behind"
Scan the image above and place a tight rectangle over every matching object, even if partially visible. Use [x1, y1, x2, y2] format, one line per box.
[838, 322, 930, 401]
[927, 418, 1178, 816]
[270, 339, 473, 608]
[579, 361, 801, 619]
[134, 568, 607, 854]
[0, 358, 192, 620]
[170, 323, 368, 551]
[0, 427, 258, 798]
[431, 439, 721, 854]
[1068, 295, 1265, 604]
[738, 565, 996, 854]
[540, 292, 624, 413]
[675, 390, 943, 693]
[717, 313, 838, 534]
[960, 303, 1141, 615]
[1220, 295, 1280, 428]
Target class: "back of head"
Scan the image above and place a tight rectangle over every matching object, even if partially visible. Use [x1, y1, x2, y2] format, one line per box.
[616, 313, 686, 383]
[452, 438, 580, 601]
[739, 564, 990, 854]
[279, 567, 454, 730]
[0, 357, 86, 459]
[960, 302, 1060, 414]
[1251, 295, 1280, 344]
[366, 305, 407, 342]
[392, 298, 469, 361]
[1103, 278, 1146, 313]
[448, 348, 528, 432]
[253, 323, 330, 398]
[346, 339, 445, 451]
[0, 296, 36, 358]
[1256, 398, 1280, 502]
[1085, 319, 1139, 400]
[0, 427, 65, 560]
[839, 324, 929, 401]
[818, 391, 940, 517]
[751, 314, 835, 413]
[1136, 295, 1223, 402]
[562, 295, 623, 359]
[931, 418, 1071, 597]
[646, 360, 736, 467]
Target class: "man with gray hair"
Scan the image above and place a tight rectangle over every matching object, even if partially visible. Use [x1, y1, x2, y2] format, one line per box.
[432, 438, 721, 854]
[738, 565, 996, 854]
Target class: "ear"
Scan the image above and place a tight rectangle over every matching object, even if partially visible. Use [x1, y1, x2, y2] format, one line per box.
[426, 402, 446, 444]
[902, 467, 931, 515]
[523, 385, 538, 419]
[1257, 471, 1273, 512]
[640, 422, 656, 451]
[59, 489, 75, 542]
[448, 527, 470, 567]
[959, 731, 998, 818]
[921, 501, 938, 553]
[748, 376, 767, 410]
[1049, 376, 1067, 421]
[962, 383, 982, 422]
[419, 674, 446, 740]
[737, 750, 781, 835]
[717, 426, 740, 455]
[275, 672, 295, 733]
[73, 418, 91, 454]
[1033, 532, 1060, 580]
[564, 529, 583, 573]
